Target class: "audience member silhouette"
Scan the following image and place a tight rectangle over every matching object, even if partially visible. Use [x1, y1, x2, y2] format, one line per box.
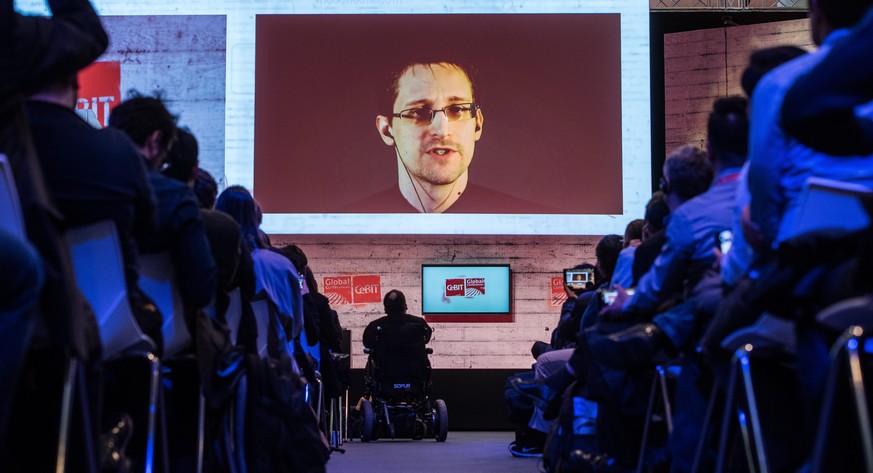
[2, 0, 108, 469]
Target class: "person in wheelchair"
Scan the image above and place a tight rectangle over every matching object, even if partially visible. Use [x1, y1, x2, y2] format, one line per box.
[359, 290, 447, 442]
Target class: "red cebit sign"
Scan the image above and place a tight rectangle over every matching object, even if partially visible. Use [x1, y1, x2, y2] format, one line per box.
[444, 277, 486, 298]
[351, 275, 382, 304]
[77, 61, 121, 128]
[550, 276, 567, 308]
[322, 274, 382, 305]
[445, 278, 465, 297]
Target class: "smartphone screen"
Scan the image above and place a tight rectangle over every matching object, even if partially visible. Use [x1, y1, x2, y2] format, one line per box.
[564, 268, 592, 289]
[601, 288, 634, 305]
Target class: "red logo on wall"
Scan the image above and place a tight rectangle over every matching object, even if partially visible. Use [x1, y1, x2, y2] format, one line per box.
[322, 274, 382, 305]
[444, 277, 486, 298]
[77, 61, 121, 128]
[351, 275, 382, 304]
[445, 278, 466, 297]
[323, 276, 352, 305]
[465, 277, 486, 296]
[550, 276, 567, 308]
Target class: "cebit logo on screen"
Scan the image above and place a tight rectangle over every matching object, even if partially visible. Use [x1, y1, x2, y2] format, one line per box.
[445, 277, 486, 298]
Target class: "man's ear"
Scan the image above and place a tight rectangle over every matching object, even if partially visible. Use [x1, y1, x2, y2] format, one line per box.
[474, 108, 484, 141]
[376, 115, 395, 146]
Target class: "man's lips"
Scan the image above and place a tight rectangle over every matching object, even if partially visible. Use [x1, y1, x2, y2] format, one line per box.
[425, 146, 457, 157]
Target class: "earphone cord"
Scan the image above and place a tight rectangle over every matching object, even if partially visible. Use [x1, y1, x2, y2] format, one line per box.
[395, 145, 428, 213]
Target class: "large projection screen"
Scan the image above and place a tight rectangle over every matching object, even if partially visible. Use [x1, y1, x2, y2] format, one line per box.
[16, 0, 650, 236]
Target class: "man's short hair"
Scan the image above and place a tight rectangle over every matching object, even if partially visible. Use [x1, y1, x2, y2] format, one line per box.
[193, 168, 218, 209]
[707, 96, 749, 169]
[740, 46, 807, 97]
[644, 191, 670, 233]
[624, 219, 644, 244]
[818, 0, 873, 30]
[383, 289, 407, 316]
[595, 234, 624, 281]
[279, 244, 308, 275]
[162, 127, 198, 183]
[664, 145, 713, 201]
[379, 61, 479, 116]
[108, 92, 177, 152]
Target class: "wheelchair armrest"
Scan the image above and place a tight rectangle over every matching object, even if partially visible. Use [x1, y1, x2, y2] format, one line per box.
[425, 348, 433, 355]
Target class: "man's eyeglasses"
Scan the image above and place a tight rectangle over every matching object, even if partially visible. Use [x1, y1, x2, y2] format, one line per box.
[392, 103, 479, 127]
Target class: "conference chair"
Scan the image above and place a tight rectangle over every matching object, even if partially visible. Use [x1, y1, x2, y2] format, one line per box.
[2, 154, 101, 472]
[138, 252, 206, 473]
[66, 220, 162, 473]
[636, 362, 681, 473]
[810, 296, 873, 471]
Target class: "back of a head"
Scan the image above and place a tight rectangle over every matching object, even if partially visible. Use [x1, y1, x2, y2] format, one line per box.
[817, 0, 873, 31]
[193, 168, 218, 209]
[741, 45, 808, 97]
[215, 185, 261, 250]
[664, 145, 713, 201]
[624, 219, 644, 244]
[707, 96, 749, 169]
[644, 191, 670, 233]
[596, 234, 624, 281]
[383, 289, 407, 316]
[162, 127, 198, 183]
[279, 244, 307, 275]
[108, 94, 177, 151]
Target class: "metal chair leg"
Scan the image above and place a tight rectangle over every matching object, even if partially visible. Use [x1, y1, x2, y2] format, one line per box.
[56, 356, 77, 473]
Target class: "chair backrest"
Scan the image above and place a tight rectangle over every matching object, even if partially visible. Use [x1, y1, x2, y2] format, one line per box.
[720, 312, 796, 355]
[816, 295, 873, 332]
[65, 220, 155, 359]
[138, 252, 192, 357]
[225, 287, 243, 346]
[369, 327, 431, 398]
[0, 153, 26, 240]
[787, 177, 872, 239]
[297, 324, 321, 371]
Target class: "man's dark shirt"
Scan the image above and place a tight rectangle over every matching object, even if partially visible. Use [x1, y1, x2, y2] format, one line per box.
[632, 229, 667, 286]
[1, 0, 107, 357]
[26, 100, 156, 285]
[340, 183, 561, 214]
[362, 312, 432, 349]
[138, 170, 216, 310]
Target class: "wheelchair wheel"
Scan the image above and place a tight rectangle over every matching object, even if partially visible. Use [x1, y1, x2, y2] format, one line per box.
[434, 399, 448, 442]
[361, 399, 376, 442]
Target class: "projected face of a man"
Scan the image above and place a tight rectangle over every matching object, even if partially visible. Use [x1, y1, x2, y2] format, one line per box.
[377, 63, 484, 190]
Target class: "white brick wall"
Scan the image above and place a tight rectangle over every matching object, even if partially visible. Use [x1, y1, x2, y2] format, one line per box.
[272, 234, 601, 369]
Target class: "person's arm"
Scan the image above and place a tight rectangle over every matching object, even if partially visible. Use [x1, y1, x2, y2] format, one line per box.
[3, 0, 108, 91]
[781, 7, 873, 156]
[747, 76, 789, 246]
[621, 210, 695, 317]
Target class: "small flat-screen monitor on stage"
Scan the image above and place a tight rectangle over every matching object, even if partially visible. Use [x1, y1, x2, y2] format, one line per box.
[421, 264, 511, 317]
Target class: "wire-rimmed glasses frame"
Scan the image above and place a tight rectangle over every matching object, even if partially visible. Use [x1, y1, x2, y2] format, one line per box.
[391, 103, 479, 127]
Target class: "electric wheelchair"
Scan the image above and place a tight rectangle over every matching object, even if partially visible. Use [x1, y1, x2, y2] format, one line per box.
[359, 327, 448, 442]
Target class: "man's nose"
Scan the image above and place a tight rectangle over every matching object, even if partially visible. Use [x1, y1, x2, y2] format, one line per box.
[428, 110, 451, 135]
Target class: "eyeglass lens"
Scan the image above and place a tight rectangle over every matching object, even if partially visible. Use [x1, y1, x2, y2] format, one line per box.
[398, 104, 475, 126]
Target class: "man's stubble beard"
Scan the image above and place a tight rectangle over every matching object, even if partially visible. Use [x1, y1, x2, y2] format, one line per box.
[409, 142, 471, 186]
